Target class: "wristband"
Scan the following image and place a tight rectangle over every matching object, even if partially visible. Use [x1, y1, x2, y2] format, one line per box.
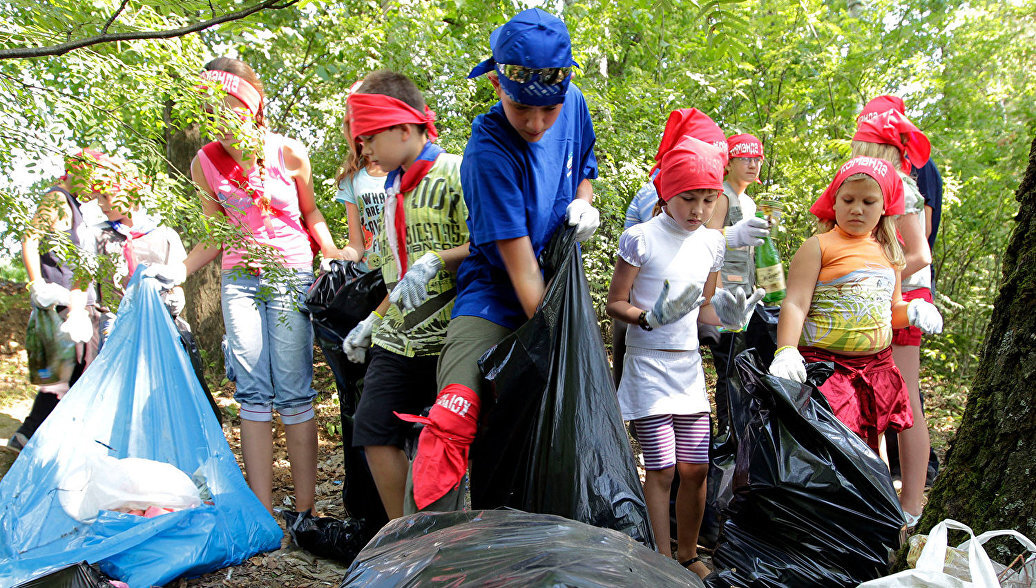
[429, 250, 445, 266]
[638, 310, 653, 331]
[775, 345, 796, 355]
[372, 310, 383, 319]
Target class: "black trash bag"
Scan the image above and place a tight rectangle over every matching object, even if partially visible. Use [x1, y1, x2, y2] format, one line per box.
[471, 227, 654, 548]
[14, 561, 117, 588]
[175, 320, 223, 425]
[306, 259, 386, 343]
[26, 306, 76, 386]
[340, 510, 704, 587]
[699, 304, 781, 548]
[704, 351, 905, 588]
[280, 509, 371, 564]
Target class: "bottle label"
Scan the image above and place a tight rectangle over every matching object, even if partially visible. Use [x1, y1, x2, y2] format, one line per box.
[756, 263, 786, 293]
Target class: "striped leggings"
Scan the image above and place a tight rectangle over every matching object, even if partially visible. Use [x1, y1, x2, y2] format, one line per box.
[634, 413, 711, 470]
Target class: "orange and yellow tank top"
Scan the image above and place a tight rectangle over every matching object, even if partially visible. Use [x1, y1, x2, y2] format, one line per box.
[800, 226, 896, 353]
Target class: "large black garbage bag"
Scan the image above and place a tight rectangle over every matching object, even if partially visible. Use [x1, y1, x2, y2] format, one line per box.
[280, 509, 370, 564]
[704, 351, 905, 588]
[700, 304, 781, 547]
[306, 259, 387, 342]
[307, 260, 390, 534]
[340, 510, 703, 587]
[471, 227, 653, 548]
[14, 561, 116, 588]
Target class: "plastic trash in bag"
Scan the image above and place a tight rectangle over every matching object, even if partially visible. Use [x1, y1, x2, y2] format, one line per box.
[307, 259, 386, 343]
[0, 269, 282, 587]
[861, 519, 1036, 587]
[280, 509, 371, 564]
[13, 561, 121, 588]
[471, 227, 654, 548]
[704, 351, 905, 588]
[340, 509, 703, 587]
[26, 305, 77, 385]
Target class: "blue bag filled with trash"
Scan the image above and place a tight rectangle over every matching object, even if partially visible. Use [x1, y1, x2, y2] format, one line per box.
[0, 270, 282, 587]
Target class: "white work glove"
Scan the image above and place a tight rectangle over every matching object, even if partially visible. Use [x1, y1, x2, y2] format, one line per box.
[59, 289, 94, 343]
[319, 257, 337, 273]
[712, 287, 765, 331]
[725, 216, 770, 248]
[769, 346, 807, 383]
[566, 199, 601, 242]
[343, 311, 382, 364]
[164, 287, 186, 318]
[389, 252, 443, 312]
[141, 262, 187, 288]
[908, 298, 943, 335]
[30, 281, 71, 309]
[644, 280, 705, 328]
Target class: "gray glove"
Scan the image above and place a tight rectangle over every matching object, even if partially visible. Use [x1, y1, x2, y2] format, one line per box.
[141, 262, 187, 288]
[908, 298, 943, 335]
[769, 346, 806, 383]
[30, 281, 71, 309]
[343, 311, 382, 364]
[712, 287, 765, 331]
[725, 216, 770, 248]
[565, 199, 601, 242]
[59, 290, 93, 343]
[645, 280, 705, 328]
[390, 252, 443, 312]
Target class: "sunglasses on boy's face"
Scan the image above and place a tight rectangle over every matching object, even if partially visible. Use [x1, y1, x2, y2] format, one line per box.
[496, 64, 572, 85]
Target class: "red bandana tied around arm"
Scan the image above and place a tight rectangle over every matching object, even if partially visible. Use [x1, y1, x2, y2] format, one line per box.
[810, 156, 905, 221]
[346, 93, 439, 142]
[853, 110, 931, 172]
[651, 108, 728, 175]
[653, 136, 725, 201]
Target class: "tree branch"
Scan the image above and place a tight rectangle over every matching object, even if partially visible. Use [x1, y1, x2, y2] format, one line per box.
[0, 0, 298, 60]
[102, 0, 131, 35]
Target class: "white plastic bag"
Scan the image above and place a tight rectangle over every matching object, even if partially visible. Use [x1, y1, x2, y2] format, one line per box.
[860, 519, 1034, 587]
[58, 453, 202, 522]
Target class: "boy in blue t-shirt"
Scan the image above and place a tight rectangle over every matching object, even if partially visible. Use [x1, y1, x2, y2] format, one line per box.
[399, 8, 600, 513]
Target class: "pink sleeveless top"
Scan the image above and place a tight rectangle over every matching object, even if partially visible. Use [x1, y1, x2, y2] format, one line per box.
[198, 132, 314, 270]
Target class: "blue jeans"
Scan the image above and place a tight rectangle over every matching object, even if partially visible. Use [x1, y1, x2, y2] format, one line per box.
[221, 268, 316, 424]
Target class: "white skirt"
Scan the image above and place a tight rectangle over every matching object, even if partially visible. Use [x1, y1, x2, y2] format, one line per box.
[616, 347, 710, 421]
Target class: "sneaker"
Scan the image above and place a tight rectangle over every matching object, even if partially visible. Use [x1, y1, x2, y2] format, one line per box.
[904, 510, 921, 531]
[5, 432, 28, 454]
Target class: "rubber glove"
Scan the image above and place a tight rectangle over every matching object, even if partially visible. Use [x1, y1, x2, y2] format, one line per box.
[343, 311, 382, 364]
[908, 298, 943, 335]
[141, 262, 187, 288]
[725, 216, 770, 248]
[712, 287, 766, 331]
[30, 281, 71, 309]
[769, 346, 807, 383]
[390, 252, 443, 312]
[59, 290, 94, 343]
[645, 280, 705, 328]
[565, 199, 601, 242]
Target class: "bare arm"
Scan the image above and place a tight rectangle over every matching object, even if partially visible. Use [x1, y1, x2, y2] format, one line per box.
[707, 192, 729, 231]
[497, 236, 545, 319]
[22, 188, 71, 284]
[183, 155, 227, 275]
[436, 242, 470, 273]
[924, 204, 934, 240]
[775, 237, 822, 349]
[696, 272, 723, 326]
[284, 139, 341, 259]
[890, 270, 909, 329]
[605, 257, 643, 325]
[897, 212, 932, 277]
[576, 178, 593, 203]
[339, 201, 364, 263]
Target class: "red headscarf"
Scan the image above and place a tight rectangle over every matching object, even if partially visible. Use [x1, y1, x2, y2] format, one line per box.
[727, 133, 764, 158]
[199, 70, 263, 116]
[347, 93, 438, 142]
[651, 108, 727, 174]
[856, 95, 906, 125]
[810, 156, 905, 221]
[853, 110, 931, 172]
[653, 136, 725, 201]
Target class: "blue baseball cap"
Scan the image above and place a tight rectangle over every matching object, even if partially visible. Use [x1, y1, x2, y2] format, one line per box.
[467, 8, 580, 106]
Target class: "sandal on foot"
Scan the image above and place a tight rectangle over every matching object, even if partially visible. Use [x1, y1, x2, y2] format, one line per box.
[681, 556, 711, 579]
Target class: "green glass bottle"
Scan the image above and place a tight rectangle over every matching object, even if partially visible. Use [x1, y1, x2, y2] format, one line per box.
[754, 211, 786, 305]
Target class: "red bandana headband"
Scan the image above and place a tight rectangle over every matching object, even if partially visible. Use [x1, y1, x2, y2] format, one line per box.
[810, 156, 905, 221]
[199, 70, 263, 116]
[856, 95, 906, 125]
[727, 133, 764, 158]
[347, 93, 439, 143]
[853, 109, 931, 172]
[651, 108, 728, 175]
[653, 136, 725, 201]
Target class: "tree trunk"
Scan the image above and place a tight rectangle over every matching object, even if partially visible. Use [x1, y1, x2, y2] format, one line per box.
[919, 132, 1036, 559]
[164, 102, 224, 381]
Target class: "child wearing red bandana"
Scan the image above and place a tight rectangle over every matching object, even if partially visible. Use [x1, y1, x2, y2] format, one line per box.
[340, 70, 470, 520]
[769, 157, 943, 464]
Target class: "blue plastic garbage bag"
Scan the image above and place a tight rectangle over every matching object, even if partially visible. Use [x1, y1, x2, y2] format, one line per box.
[0, 270, 282, 588]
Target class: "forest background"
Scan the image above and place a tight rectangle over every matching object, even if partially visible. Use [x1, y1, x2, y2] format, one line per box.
[0, 0, 1034, 430]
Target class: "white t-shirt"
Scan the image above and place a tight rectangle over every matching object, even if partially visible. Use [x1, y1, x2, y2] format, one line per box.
[335, 167, 388, 261]
[619, 212, 725, 351]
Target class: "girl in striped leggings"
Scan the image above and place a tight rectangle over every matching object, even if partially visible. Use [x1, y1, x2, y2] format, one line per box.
[607, 136, 763, 579]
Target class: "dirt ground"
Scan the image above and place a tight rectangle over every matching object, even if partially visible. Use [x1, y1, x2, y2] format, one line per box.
[0, 281, 962, 586]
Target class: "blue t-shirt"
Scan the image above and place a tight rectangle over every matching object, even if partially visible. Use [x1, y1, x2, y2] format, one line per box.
[453, 84, 598, 329]
[625, 171, 659, 229]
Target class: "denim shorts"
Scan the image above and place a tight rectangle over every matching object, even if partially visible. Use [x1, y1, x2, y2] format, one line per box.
[221, 268, 316, 424]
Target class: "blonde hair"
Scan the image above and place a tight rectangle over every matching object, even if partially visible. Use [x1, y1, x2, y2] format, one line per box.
[851, 140, 902, 170]
[816, 174, 905, 268]
[335, 115, 368, 184]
